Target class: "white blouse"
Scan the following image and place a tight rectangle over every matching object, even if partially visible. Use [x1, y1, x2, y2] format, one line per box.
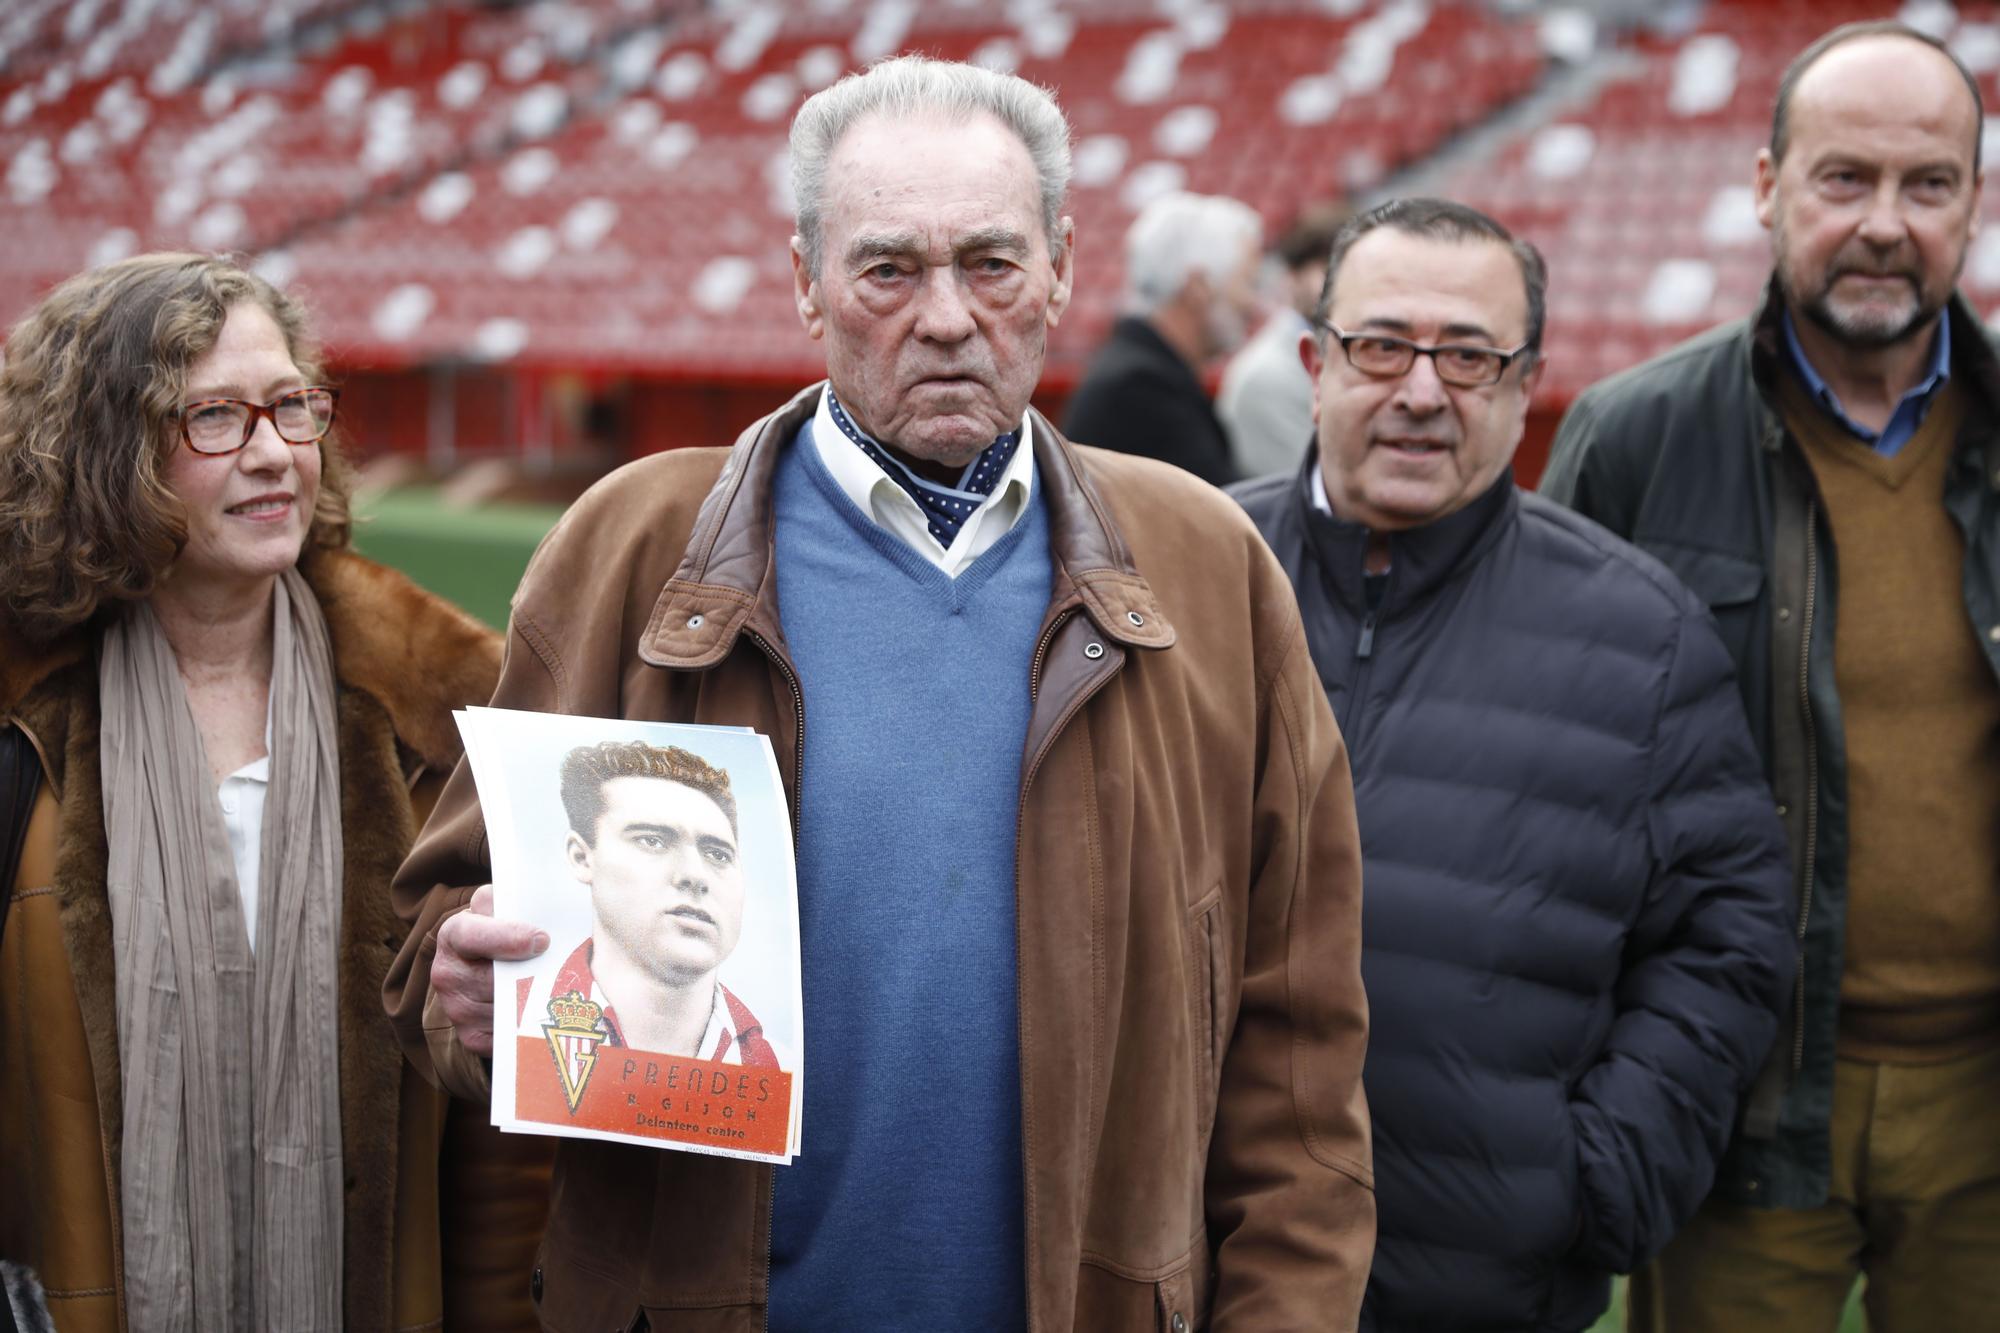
[218, 749, 270, 953]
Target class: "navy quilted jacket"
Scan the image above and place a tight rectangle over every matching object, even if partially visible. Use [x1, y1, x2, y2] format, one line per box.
[1232, 461, 1794, 1332]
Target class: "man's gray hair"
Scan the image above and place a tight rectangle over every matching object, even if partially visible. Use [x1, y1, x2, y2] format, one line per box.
[790, 55, 1073, 277]
[1121, 192, 1264, 316]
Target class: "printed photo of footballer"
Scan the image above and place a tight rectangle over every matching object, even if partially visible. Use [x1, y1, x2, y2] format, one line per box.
[454, 708, 801, 1163]
[547, 740, 782, 1069]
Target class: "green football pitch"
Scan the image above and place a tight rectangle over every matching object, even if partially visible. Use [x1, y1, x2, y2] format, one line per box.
[350, 485, 565, 630]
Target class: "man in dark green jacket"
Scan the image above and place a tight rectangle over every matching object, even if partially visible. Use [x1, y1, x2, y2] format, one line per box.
[1541, 20, 2000, 1331]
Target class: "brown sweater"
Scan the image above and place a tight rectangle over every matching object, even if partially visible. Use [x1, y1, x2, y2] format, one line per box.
[1782, 371, 2000, 1062]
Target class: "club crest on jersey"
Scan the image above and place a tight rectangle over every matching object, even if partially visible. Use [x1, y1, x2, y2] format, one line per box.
[544, 990, 606, 1113]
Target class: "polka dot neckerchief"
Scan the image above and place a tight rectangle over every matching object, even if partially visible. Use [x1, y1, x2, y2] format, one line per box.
[824, 389, 1022, 548]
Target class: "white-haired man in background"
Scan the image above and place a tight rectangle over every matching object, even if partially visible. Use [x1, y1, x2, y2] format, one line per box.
[1062, 191, 1264, 487]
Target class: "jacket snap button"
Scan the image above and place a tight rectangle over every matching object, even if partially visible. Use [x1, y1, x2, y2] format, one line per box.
[1084, 642, 1105, 660]
[1988, 625, 2000, 643]
[1171, 1315, 1187, 1333]
[686, 614, 704, 630]
[1127, 610, 1145, 626]
[531, 1267, 543, 1301]
[1776, 607, 1791, 622]
[1775, 803, 1788, 818]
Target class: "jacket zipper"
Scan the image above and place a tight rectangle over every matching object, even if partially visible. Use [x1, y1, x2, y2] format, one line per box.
[1792, 507, 1820, 1073]
[743, 627, 804, 1333]
[1027, 609, 1071, 700]
[1013, 607, 1116, 1329]
[1343, 595, 1382, 752]
[1016, 607, 1070, 1329]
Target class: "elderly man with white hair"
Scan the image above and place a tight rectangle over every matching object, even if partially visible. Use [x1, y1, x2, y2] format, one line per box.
[1063, 191, 1264, 487]
[390, 55, 1373, 1333]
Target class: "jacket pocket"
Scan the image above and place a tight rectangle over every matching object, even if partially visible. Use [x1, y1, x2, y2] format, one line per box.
[1647, 544, 1762, 609]
[1559, 1108, 1587, 1259]
[1644, 543, 1764, 679]
[1077, 1232, 1211, 1332]
[1187, 883, 1225, 1147]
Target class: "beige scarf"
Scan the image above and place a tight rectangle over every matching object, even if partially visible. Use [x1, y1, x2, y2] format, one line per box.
[99, 567, 345, 1332]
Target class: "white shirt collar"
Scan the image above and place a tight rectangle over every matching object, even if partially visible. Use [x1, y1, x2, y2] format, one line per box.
[696, 983, 732, 1063]
[810, 386, 1036, 577]
[1310, 459, 1334, 516]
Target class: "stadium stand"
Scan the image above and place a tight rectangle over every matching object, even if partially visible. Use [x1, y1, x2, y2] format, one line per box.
[7, 0, 1989, 476]
[274, 0, 1542, 376]
[1, 0, 1541, 460]
[1444, 0, 2000, 409]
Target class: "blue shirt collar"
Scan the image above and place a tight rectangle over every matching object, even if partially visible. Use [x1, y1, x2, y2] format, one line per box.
[1781, 307, 1951, 454]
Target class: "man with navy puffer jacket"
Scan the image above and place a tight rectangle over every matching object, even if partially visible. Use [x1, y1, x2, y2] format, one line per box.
[1232, 197, 1795, 1332]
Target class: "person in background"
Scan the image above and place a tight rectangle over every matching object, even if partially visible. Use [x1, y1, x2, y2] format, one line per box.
[388, 56, 1374, 1332]
[1219, 203, 1347, 478]
[1062, 190, 1263, 487]
[1542, 20, 2000, 1330]
[1233, 197, 1793, 1332]
[0, 253, 548, 1332]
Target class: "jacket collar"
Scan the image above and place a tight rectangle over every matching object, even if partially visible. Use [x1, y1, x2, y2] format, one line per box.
[1292, 445, 1519, 614]
[640, 382, 1177, 669]
[1746, 277, 1789, 407]
[1747, 276, 2000, 486]
[0, 620, 84, 722]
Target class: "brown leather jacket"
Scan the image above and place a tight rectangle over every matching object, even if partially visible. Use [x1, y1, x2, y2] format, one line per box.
[0, 549, 551, 1332]
[385, 387, 1375, 1332]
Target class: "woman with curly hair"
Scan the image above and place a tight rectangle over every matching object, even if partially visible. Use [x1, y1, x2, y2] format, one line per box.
[0, 254, 547, 1332]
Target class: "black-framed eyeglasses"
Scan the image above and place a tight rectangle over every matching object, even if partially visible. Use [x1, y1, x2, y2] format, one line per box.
[173, 386, 339, 455]
[1316, 322, 1530, 388]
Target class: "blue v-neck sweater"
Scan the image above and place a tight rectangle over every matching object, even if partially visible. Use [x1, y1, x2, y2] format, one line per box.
[766, 422, 1051, 1329]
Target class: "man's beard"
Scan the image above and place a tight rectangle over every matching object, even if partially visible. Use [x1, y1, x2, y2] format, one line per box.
[1777, 215, 1953, 349]
[1795, 268, 1942, 348]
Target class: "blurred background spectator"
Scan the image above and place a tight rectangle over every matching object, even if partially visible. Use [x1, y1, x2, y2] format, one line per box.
[1061, 189, 1261, 486]
[1218, 199, 1348, 479]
